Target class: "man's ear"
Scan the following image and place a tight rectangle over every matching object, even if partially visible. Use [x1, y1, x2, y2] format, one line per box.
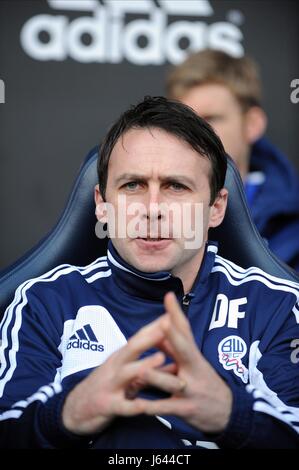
[94, 184, 108, 223]
[208, 188, 228, 229]
[244, 106, 267, 144]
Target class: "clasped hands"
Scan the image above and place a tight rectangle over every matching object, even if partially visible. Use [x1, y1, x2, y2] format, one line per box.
[62, 292, 232, 436]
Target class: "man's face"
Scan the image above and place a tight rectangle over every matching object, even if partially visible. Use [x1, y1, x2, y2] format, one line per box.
[179, 83, 251, 178]
[95, 128, 227, 284]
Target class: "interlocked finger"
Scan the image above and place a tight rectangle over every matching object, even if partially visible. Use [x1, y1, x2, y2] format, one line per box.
[139, 367, 187, 395]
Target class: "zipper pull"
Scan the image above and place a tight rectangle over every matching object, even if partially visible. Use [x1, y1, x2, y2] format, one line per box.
[181, 293, 195, 314]
[182, 294, 191, 306]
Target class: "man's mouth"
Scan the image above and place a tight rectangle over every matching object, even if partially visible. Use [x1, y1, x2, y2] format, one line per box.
[134, 237, 172, 249]
[136, 236, 171, 241]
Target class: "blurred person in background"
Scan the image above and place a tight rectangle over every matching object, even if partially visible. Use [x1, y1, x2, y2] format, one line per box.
[166, 49, 299, 271]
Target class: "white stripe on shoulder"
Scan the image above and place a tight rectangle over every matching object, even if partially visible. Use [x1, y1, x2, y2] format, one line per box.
[0, 258, 106, 396]
[80, 258, 108, 275]
[0, 255, 107, 331]
[212, 258, 299, 301]
[0, 257, 108, 385]
[215, 255, 299, 289]
[85, 270, 111, 284]
[0, 410, 22, 421]
[0, 263, 76, 386]
[0, 262, 71, 329]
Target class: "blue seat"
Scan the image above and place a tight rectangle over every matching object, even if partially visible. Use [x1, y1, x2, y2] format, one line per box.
[0, 148, 298, 319]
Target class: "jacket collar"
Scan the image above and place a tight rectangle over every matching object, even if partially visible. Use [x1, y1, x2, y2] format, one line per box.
[107, 240, 218, 301]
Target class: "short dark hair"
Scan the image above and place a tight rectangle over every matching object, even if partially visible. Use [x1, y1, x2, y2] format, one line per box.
[97, 96, 227, 204]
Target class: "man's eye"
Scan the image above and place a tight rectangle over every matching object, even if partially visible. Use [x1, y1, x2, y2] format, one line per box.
[169, 182, 187, 191]
[123, 181, 139, 190]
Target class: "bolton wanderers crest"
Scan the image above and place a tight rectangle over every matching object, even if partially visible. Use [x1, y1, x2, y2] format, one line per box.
[218, 335, 249, 383]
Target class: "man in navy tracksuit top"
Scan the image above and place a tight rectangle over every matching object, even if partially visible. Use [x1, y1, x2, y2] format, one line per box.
[247, 138, 299, 271]
[0, 97, 299, 449]
[166, 49, 299, 271]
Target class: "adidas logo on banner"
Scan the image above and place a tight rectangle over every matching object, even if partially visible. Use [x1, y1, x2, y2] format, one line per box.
[67, 324, 104, 352]
[20, 0, 244, 64]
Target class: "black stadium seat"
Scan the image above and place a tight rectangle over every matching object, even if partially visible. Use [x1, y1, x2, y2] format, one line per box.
[0, 148, 298, 319]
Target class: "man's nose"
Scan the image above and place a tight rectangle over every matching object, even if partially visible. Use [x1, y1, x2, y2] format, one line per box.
[143, 187, 164, 221]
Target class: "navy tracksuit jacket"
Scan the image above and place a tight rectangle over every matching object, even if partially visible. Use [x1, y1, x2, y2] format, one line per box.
[0, 241, 299, 448]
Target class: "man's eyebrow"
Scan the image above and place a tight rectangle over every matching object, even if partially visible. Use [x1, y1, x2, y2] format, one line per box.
[161, 175, 196, 188]
[115, 173, 146, 185]
[115, 173, 196, 188]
